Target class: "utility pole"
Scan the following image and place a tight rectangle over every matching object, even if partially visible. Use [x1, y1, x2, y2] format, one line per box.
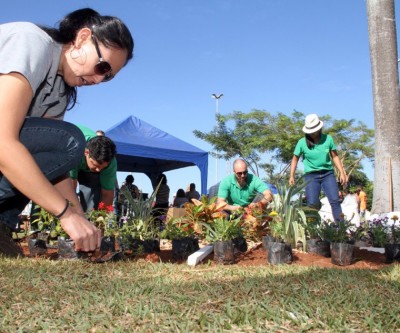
[211, 93, 223, 184]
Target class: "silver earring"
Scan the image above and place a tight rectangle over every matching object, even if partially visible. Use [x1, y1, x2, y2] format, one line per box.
[70, 47, 80, 60]
[70, 47, 87, 65]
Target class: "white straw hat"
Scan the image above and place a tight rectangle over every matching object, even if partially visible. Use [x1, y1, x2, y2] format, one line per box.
[302, 114, 324, 134]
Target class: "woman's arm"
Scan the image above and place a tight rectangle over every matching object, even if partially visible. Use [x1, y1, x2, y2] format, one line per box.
[0, 73, 100, 251]
[330, 150, 347, 185]
[289, 155, 299, 186]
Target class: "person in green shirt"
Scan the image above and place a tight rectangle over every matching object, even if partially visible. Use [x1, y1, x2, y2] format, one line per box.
[70, 125, 117, 212]
[289, 114, 347, 221]
[217, 159, 273, 212]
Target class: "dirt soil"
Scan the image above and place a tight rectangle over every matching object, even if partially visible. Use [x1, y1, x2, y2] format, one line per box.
[19, 240, 396, 269]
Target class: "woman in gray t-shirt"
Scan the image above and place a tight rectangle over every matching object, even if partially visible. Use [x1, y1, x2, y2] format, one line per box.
[0, 8, 134, 255]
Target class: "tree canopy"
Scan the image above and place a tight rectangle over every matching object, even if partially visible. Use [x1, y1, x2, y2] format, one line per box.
[194, 110, 374, 184]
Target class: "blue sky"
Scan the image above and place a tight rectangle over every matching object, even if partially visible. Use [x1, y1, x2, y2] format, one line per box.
[1, 1, 398, 201]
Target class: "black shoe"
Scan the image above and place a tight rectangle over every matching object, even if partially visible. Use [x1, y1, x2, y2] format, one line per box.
[0, 223, 23, 258]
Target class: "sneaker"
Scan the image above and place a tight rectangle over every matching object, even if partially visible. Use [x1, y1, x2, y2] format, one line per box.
[0, 223, 23, 258]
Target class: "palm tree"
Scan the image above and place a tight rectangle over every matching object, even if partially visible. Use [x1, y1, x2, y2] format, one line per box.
[367, 0, 400, 213]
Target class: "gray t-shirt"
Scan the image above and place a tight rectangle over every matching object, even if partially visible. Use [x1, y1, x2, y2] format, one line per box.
[0, 22, 67, 119]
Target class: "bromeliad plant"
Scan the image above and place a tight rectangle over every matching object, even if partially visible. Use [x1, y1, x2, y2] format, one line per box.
[118, 181, 160, 242]
[271, 177, 308, 250]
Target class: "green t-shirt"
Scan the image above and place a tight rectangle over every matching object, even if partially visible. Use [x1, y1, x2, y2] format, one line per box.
[217, 174, 269, 207]
[293, 133, 336, 174]
[69, 125, 117, 191]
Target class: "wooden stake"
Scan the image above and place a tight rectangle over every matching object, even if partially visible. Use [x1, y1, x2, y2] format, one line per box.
[389, 157, 393, 212]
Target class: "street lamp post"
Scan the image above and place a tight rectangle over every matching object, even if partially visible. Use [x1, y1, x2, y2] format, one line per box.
[211, 93, 223, 184]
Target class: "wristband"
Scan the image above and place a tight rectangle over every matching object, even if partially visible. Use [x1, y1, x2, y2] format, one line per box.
[55, 199, 70, 219]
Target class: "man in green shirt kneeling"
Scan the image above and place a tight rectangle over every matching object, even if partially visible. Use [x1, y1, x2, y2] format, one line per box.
[217, 159, 273, 212]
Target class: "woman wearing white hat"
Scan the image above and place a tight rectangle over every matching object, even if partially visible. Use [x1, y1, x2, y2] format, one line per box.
[289, 114, 347, 221]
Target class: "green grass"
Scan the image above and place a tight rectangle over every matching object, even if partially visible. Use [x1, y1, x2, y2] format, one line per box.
[0, 257, 399, 332]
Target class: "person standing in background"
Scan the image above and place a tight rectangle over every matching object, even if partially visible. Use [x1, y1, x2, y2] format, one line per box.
[289, 114, 347, 222]
[357, 185, 367, 220]
[185, 183, 200, 201]
[152, 174, 170, 222]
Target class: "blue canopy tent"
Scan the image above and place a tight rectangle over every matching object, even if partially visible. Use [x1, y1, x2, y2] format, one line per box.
[105, 115, 208, 194]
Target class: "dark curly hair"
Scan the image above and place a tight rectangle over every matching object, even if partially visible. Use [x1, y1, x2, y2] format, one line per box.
[86, 135, 116, 163]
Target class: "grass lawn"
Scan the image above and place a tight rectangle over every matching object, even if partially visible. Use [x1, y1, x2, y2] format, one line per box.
[0, 257, 399, 332]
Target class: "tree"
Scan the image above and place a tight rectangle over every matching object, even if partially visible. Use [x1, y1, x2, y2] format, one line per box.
[367, 0, 400, 213]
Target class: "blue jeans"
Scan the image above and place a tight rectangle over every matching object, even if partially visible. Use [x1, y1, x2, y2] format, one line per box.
[0, 117, 85, 230]
[304, 170, 343, 222]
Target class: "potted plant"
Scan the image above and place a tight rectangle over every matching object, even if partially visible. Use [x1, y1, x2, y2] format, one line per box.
[265, 178, 308, 265]
[30, 205, 68, 256]
[383, 215, 400, 263]
[118, 185, 161, 254]
[321, 217, 355, 266]
[201, 214, 244, 264]
[86, 202, 119, 253]
[303, 207, 330, 257]
[242, 202, 272, 242]
[160, 215, 200, 260]
[368, 216, 388, 248]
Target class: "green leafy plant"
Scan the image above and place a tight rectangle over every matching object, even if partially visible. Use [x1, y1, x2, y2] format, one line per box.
[119, 181, 161, 242]
[201, 215, 243, 242]
[367, 216, 390, 246]
[319, 218, 355, 244]
[31, 205, 67, 240]
[271, 177, 309, 250]
[302, 207, 322, 239]
[160, 216, 197, 240]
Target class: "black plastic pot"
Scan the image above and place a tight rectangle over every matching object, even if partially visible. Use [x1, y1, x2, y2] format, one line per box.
[306, 239, 331, 257]
[57, 237, 79, 260]
[100, 236, 116, 252]
[28, 238, 47, 256]
[330, 242, 354, 266]
[123, 237, 161, 253]
[262, 235, 276, 250]
[172, 237, 199, 260]
[384, 243, 400, 263]
[267, 241, 293, 265]
[214, 240, 235, 264]
[232, 236, 248, 254]
[143, 239, 160, 253]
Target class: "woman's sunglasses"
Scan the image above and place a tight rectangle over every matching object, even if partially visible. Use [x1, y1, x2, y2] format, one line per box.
[91, 32, 114, 82]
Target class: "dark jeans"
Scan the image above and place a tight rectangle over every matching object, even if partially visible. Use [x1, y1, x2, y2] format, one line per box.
[0, 117, 85, 230]
[77, 172, 101, 213]
[305, 170, 343, 222]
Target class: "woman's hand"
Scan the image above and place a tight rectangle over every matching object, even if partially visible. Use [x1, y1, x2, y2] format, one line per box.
[339, 173, 348, 186]
[60, 208, 101, 252]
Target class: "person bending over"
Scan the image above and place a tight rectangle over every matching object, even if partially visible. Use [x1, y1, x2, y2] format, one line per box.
[70, 125, 117, 213]
[0, 8, 134, 256]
